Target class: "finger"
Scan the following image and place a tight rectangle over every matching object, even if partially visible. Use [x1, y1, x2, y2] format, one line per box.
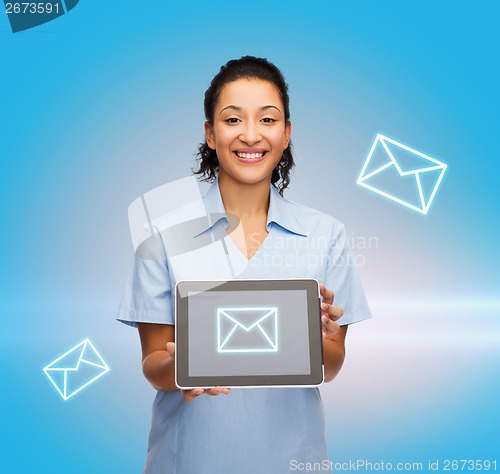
[204, 386, 230, 396]
[166, 342, 175, 360]
[319, 284, 334, 305]
[182, 388, 203, 402]
[321, 315, 341, 336]
[321, 303, 343, 321]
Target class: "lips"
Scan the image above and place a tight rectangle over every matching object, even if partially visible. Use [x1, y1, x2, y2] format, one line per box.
[233, 149, 268, 162]
[236, 152, 264, 159]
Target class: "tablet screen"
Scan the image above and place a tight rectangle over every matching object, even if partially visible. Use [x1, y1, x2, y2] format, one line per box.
[188, 289, 310, 377]
[175, 279, 323, 388]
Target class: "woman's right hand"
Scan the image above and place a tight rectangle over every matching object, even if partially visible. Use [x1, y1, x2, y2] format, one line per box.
[166, 342, 230, 402]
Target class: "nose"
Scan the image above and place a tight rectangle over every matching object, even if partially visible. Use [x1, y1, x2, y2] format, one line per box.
[239, 124, 262, 145]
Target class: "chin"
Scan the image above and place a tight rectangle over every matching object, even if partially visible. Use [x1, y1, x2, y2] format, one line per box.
[219, 160, 279, 186]
[222, 171, 272, 187]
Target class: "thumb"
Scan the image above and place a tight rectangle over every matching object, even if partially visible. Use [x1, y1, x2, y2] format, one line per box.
[166, 342, 175, 361]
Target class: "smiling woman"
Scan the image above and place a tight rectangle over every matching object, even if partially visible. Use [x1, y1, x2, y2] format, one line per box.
[194, 56, 295, 195]
[204, 78, 291, 191]
[117, 56, 372, 474]
[201, 76, 293, 259]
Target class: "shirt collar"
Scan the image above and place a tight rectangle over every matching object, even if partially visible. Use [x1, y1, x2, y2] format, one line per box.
[191, 178, 227, 238]
[194, 178, 308, 237]
[267, 184, 308, 237]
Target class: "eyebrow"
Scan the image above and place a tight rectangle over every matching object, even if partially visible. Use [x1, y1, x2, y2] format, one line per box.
[219, 104, 282, 115]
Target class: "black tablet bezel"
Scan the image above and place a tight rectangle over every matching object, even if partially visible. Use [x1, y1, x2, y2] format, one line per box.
[175, 279, 324, 388]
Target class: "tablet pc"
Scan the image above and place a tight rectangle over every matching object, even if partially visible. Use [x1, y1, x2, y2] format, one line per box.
[175, 279, 324, 389]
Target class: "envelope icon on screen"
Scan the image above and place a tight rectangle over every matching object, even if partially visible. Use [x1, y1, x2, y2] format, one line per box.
[217, 307, 279, 353]
[357, 134, 447, 214]
[43, 338, 110, 401]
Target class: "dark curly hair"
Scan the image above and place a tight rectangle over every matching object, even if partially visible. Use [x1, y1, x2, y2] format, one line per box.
[193, 56, 294, 195]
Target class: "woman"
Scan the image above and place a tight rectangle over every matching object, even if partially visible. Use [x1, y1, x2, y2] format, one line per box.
[118, 56, 371, 473]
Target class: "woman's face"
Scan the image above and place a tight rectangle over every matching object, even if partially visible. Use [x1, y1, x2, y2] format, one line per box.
[205, 78, 291, 187]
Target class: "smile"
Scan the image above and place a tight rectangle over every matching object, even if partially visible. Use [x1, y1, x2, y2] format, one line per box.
[233, 150, 268, 161]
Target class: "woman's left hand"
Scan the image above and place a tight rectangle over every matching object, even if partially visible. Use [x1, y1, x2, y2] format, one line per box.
[319, 283, 344, 339]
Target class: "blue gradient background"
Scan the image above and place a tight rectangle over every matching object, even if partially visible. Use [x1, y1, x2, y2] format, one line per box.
[1, 1, 499, 472]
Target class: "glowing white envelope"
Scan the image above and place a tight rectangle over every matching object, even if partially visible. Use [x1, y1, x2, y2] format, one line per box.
[43, 338, 110, 401]
[217, 307, 279, 353]
[357, 134, 447, 214]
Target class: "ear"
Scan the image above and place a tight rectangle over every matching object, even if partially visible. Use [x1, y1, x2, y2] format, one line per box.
[284, 121, 292, 148]
[204, 121, 216, 150]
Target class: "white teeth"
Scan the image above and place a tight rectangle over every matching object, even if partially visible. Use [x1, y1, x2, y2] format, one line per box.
[237, 152, 264, 159]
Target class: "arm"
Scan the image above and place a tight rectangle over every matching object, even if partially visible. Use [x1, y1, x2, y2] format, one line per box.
[322, 325, 347, 383]
[320, 283, 348, 383]
[137, 322, 230, 401]
[138, 323, 176, 392]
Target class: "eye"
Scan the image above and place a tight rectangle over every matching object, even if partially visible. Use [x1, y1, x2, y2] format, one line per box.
[225, 117, 241, 124]
[261, 117, 277, 123]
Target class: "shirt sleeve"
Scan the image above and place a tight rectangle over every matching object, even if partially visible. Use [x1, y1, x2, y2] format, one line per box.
[323, 221, 372, 326]
[116, 233, 174, 328]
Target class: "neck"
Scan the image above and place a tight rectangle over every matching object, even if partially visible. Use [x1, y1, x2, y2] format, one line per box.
[218, 173, 271, 217]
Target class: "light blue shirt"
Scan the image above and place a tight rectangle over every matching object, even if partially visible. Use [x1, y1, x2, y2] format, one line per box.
[117, 178, 371, 474]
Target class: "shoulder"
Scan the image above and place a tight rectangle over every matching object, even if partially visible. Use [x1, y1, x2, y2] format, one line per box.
[286, 197, 342, 225]
[150, 200, 205, 234]
[279, 195, 346, 239]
